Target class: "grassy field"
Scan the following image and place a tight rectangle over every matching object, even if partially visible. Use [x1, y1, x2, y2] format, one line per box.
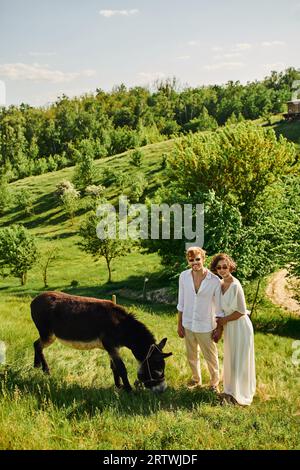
[0, 127, 300, 450]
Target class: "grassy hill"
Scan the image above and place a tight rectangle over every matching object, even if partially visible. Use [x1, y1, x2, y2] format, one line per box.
[0, 121, 299, 450]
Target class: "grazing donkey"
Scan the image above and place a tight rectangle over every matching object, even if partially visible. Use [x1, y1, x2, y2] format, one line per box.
[31, 291, 172, 392]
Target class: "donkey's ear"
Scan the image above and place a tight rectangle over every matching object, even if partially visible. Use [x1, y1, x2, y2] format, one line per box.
[163, 352, 172, 359]
[157, 337, 168, 350]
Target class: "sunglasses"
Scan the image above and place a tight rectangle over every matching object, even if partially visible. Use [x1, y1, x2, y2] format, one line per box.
[188, 257, 201, 263]
[216, 265, 229, 270]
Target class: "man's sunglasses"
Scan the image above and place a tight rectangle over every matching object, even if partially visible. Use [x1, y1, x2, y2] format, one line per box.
[188, 257, 201, 262]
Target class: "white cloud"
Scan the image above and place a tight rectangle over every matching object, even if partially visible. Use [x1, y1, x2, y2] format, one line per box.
[204, 62, 245, 71]
[187, 40, 200, 47]
[99, 9, 139, 18]
[263, 62, 286, 70]
[214, 52, 242, 60]
[137, 72, 166, 84]
[176, 55, 191, 61]
[261, 41, 285, 47]
[0, 63, 96, 83]
[233, 43, 252, 51]
[211, 46, 223, 52]
[29, 52, 57, 57]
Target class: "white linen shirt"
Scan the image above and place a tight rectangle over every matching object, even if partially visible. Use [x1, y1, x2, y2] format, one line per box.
[177, 269, 223, 333]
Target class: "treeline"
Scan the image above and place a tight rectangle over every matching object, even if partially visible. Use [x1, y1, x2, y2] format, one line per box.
[0, 67, 299, 182]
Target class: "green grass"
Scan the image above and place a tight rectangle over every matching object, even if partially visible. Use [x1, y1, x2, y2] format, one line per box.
[0, 125, 300, 449]
[0, 288, 299, 450]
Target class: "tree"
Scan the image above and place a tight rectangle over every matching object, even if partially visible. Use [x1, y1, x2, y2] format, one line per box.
[78, 212, 132, 283]
[39, 243, 60, 288]
[13, 188, 34, 215]
[168, 122, 296, 220]
[143, 122, 299, 282]
[130, 149, 143, 167]
[60, 188, 80, 225]
[0, 225, 38, 285]
[56, 179, 80, 224]
[0, 173, 11, 215]
[72, 139, 98, 189]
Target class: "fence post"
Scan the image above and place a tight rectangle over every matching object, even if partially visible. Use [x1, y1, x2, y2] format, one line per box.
[112, 294, 116, 304]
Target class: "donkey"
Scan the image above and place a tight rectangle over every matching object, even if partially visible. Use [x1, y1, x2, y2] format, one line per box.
[31, 291, 172, 392]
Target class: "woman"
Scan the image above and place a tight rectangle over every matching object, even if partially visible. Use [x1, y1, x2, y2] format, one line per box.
[210, 253, 256, 406]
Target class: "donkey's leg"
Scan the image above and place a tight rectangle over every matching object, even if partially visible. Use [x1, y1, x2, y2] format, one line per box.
[103, 342, 132, 391]
[110, 359, 122, 388]
[111, 354, 132, 391]
[33, 336, 55, 374]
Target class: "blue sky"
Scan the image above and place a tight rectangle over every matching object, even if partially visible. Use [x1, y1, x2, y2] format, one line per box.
[0, 0, 299, 106]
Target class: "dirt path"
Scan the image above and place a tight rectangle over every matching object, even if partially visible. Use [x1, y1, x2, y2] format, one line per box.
[266, 269, 300, 315]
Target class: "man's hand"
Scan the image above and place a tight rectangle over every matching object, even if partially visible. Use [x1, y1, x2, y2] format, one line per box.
[177, 323, 185, 338]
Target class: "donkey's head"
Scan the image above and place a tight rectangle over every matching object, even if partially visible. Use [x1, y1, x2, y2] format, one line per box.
[136, 338, 172, 392]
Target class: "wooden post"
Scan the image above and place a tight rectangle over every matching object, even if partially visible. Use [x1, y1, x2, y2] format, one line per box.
[112, 294, 116, 304]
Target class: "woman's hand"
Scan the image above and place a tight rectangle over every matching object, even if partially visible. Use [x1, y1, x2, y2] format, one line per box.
[177, 323, 185, 338]
[216, 317, 227, 327]
[212, 325, 223, 343]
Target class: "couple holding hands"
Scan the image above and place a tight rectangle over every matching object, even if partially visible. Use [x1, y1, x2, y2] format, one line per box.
[177, 247, 256, 406]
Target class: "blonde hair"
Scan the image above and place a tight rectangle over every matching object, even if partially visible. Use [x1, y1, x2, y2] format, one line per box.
[186, 246, 206, 262]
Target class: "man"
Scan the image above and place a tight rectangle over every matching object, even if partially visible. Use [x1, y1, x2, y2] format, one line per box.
[177, 246, 222, 391]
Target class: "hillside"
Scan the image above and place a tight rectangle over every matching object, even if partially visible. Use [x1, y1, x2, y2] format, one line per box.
[0, 118, 299, 450]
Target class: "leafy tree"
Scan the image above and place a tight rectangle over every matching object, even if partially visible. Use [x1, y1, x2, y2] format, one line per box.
[130, 149, 143, 167]
[0, 173, 11, 215]
[168, 122, 296, 220]
[143, 122, 299, 283]
[128, 173, 148, 203]
[13, 188, 34, 215]
[39, 243, 60, 288]
[60, 188, 80, 225]
[0, 225, 38, 285]
[72, 139, 98, 189]
[78, 212, 132, 283]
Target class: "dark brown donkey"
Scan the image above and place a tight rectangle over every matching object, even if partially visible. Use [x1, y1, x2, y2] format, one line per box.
[31, 291, 172, 392]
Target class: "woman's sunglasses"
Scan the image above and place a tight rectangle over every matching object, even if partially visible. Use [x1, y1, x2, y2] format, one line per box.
[216, 265, 229, 270]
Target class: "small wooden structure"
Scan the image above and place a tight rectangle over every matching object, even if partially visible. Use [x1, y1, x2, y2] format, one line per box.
[283, 100, 300, 121]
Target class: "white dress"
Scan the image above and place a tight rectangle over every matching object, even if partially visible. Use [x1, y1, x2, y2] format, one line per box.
[220, 278, 256, 405]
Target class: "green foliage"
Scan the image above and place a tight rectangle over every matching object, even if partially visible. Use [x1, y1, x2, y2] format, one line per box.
[128, 173, 148, 203]
[0, 225, 38, 285]
[183, 107, 218, 133]
[0, 173, 11, 215]
[72, 139, 98, 189]
[144, 122, 299, 281]
[56, 180, 80, 224]
[168, 122, 296, 218]
[60, 189, 80, 225]
[130, 149, 143, 167]
[1, 68, 299, 183]
[13, 188, 34, 215]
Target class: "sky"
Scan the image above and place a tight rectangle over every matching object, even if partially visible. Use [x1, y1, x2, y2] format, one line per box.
[0, 0, 299, 107]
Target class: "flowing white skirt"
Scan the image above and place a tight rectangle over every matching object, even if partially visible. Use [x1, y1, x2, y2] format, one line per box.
[223, 315, 256, 405]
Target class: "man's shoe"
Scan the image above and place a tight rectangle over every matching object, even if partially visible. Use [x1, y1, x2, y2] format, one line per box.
[187, 379, 201, 389]
[208, 385, 220, 393]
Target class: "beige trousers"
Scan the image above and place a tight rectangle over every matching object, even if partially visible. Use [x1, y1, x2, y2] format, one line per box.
[184, 328, 220, 387]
